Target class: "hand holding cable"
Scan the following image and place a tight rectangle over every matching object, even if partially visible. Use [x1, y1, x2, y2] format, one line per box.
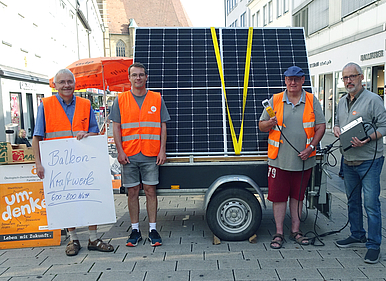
[298, 145, 314, 161]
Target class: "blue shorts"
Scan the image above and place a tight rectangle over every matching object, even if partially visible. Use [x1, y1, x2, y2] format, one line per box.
[122, 160, 159, 188]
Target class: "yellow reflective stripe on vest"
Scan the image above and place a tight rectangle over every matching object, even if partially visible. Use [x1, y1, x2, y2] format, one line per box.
[122, 134, 139, 141]
[122, 122, 160, 129]
[268, 138, 280, 148]
[303, 122, 314, 128]
[45, 131, 74, 139]
[122, 134, 160, 142]
[122, 122, 140, 129]
[141, 134, 161, 140]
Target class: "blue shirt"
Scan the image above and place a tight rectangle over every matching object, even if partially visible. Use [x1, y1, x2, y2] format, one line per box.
[33, 94, 99, 137]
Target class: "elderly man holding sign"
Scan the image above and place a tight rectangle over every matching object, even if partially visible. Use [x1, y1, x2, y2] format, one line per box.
[32, 69, 114, 256]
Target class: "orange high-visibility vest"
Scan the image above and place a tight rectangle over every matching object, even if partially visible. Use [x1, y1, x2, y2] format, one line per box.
[119, 90, 162, 157]
[268, 91, 316, 160]
[42, 96, 91, 140]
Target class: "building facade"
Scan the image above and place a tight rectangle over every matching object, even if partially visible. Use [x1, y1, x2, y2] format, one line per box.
[99, 0, 192, 59]
[225, 0, 249, 27]
[227, 0, 386, 131]
[0, 0, 104, 140]
[294, 0, 386, 129]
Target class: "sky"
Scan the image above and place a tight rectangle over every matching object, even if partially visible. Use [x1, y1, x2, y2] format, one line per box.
[180, 0, 225, 27]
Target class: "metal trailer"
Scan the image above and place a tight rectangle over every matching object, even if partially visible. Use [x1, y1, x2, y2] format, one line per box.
[118, 27, 333, 241]
[139, 153, 331, 241]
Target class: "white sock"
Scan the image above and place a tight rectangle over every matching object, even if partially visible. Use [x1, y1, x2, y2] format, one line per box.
[89, 229, 98, 242]
[131, 223, 139, 231]
[149, 223, 156, 232]
[68, 230, 79, 241]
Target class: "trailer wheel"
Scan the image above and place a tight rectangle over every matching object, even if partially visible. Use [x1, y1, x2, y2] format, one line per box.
[206, 188, 262, 241]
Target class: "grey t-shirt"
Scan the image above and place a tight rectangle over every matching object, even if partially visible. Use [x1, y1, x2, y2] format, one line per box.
[260, 90, 325, 171]
[109, 90, 171, 162]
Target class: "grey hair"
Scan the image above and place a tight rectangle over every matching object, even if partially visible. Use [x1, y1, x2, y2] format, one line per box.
[342, 62, 363, 75]
[54, 69, 76, 83]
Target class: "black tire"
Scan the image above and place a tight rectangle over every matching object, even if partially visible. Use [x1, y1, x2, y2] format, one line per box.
[206, 188, 262, 241]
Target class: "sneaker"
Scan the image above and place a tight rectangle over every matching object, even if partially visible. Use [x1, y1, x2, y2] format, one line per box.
[364, 248, 381, 264]
[126, 229, 142, 247]
[335, 236, 367, 248]
[148, 229, 162, 246]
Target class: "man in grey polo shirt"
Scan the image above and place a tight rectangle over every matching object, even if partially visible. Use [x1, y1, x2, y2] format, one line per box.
[334, 62, 386, 264]
[259, 66, 325, 249]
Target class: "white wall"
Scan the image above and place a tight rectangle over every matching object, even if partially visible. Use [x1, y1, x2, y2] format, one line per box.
[0, 0, 104, 141]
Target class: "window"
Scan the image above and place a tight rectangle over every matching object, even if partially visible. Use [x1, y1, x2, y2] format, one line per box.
[263, 5, 268, 26]
[240, 12, 246, 27]
[256, 10, 260, 27]
[294, 7, 308, 35]
[342, 0, 376, 17]
[283, 0, 289, 13]
[116, 40, 126, 57]
[277, 0, 282, 18]
[268, 1, 273, 23]
[252, 14, 255, 27]
[308, 0, 328, 34]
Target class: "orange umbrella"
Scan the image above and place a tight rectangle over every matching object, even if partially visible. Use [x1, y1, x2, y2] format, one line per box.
[49, 57, 133, 92]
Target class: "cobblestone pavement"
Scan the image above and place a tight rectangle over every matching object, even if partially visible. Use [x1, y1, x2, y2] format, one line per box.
[0, 132, 385, 281]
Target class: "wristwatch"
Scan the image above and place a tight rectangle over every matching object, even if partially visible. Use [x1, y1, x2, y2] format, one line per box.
[309, 144, 315, 151]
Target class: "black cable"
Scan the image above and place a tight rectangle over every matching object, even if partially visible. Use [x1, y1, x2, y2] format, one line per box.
[275, 124, 309, 225]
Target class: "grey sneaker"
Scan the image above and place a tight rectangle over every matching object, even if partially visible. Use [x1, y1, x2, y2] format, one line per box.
[364, 249, 381, 264]
[336, 236, 367, 248]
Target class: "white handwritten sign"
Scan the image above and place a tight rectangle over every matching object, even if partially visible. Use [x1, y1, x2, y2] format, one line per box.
[40, 135, 116, 229]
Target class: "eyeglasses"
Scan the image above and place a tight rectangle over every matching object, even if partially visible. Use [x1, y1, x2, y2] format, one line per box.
[56, 80, 74, 85]
[286, 77, 302, 83]
[130, 73, 146, 78]
[342, 74, 360, 81]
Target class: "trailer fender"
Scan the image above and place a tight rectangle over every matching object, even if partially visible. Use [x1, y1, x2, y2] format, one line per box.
[204, 175, 266, 210]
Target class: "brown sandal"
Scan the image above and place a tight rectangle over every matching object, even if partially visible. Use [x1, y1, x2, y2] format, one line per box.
[270, 233, 285, 249]
[289, 231, 310, 246]
[65, 240, 81, 256]
[87, 239, 114, 252]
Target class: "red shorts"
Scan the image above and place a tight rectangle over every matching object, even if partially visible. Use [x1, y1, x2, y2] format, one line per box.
[267, 166, 312, 202]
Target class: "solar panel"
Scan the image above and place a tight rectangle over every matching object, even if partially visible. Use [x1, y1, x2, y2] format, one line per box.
[133, 27, 312, 155]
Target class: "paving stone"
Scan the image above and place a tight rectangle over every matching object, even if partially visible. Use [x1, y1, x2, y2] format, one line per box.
[0, 265, 49, 278]
[133, 260, 177, 272]
[297, 257, 343, 268]
[276, 268, 324, 280]
[233, 268, 279, 280]
[318, 268, 368, 279]
[97, 270, 145, 281]
[47, 272, 101, 281]
[259, 258, 301, 270]
[166, 252, 204, 261]
[145, 270, 190, 281]
[190, 269, 234, 281]
[88, 261, 135, 272]
[177, 260, 217, 270]
[218, 259, 259, 270]
[44, 262, 94, 275]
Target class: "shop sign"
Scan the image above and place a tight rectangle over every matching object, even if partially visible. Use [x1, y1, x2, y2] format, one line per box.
[19, 82, 36, 91]
[360, 50, 384, 61]
[310, 60, 332, 68]
[0, 164, 61, 249]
